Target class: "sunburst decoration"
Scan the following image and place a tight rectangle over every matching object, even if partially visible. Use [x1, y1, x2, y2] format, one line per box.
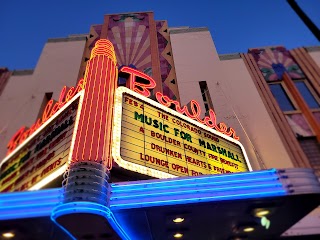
[250, 47, 305, 81]
[107, 13, 152, 75]
[84, 13, 180, 101]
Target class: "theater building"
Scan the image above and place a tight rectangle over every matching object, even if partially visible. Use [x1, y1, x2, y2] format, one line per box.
[0, 12, 320, 240]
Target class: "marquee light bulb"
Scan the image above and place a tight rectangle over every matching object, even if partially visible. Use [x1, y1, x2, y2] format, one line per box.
[2, 232, 15, 238]
[243, 227, 254, 232]
[173, 233, 183, 238]
[173, 217, 184, 223]
[255, 209, 270, 217]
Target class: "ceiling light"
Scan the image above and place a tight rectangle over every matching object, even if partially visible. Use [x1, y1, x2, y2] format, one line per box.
[261, 216, 271, 229]
[229, 237, 246, 240]
[243, 227, 254, 232]
[174, 233, 183, 238]
[2, 232, 15, 238]
[173, 217, 184, 223]
[255, 209, 270, 217]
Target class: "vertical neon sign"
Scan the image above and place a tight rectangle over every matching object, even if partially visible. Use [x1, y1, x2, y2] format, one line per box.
[72, 39, 118, 169]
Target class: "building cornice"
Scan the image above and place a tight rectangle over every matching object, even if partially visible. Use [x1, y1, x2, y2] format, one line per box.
[47, 35, 87, 43]
[305, 46, 320, 52]
[219, 53, 241, 60]
[170, 27, 208, 34]
[12, 69, 34, 75]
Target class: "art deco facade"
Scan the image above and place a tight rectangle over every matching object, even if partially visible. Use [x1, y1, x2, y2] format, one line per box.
[0, 12, 320, 239]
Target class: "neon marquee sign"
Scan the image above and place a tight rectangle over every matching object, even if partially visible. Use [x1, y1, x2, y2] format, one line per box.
[7, 48, 239, 156]
[112, 86, 251, 179]
[120, 66, 239, 140]
[7, 80, 86, 155]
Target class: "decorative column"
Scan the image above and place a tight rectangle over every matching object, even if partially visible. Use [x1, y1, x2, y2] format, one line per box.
[63, 38, 118, 204]
[51, 40, 129, 239]
[72, 39, 117, 168]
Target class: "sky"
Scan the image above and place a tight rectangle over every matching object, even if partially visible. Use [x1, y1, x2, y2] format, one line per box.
[0, 0, 319, 70]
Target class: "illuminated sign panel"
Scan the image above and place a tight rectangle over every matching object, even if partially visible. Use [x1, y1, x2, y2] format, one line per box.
[113, 87, 252, 179]
[0, 94, 82, 192]
[2, 40, 250, 189]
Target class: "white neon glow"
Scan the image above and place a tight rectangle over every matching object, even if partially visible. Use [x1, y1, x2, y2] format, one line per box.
[29, 164, 68, 191]
[1, 91, 84, 167]
[112, 87, 253, 179]
[0, 91, 84, 191]
[67, 90, 85, 165]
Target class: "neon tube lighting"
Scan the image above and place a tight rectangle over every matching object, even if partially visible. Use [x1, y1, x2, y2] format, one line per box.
[110, 183, 283, 200]
[0, 188, 60, 198]
[110, 190, 286, 209]
[52, 202, 131, 240]
[0, 210, 54, 220]
[111, 177, 280, 193]
[112, 87, 253, 179]
[29, 164, 68, 190]
[0, 206, 56, 213]
[111, 169, 277, 189]
[67, 91, 85, 165]
[1, 92, 83, 166]
[0, 197, 60, 206]
[51, 217, 77, 240]
[0, 202, 59, 211]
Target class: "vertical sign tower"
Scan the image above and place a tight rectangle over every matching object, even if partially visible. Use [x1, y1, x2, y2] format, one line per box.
[51, 40, 124, 239]
[72, 39, 117, 168]
[63, 39, 118, 204]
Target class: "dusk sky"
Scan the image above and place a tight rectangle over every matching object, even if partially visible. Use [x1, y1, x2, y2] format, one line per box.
[0, 0, 319, 70]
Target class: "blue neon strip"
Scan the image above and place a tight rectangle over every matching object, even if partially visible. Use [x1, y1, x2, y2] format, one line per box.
[0, 209, 54, 220]
[111, 188, 286, 209]
[110, 183, 283, 200]
[52, 202, 109, 219]
[111, 176, 280, 193]
[51, 217, 77, 240]
[0, 188, 61, 215]
[51, 202, 131, 240]
[110, 190, 286, 209]
[111, 179, 281, 196]
[0, 202, 60, 210]
[0, 196, 61, 205]
[111, 169, 278, 190]
[107, 210, 132, 240]
[0, 206, 55, 214]
[0, 188, 60, 220]
[0, 188, 61, 199]
[0, 202, 58, 220]
[1, 196, 60, 204]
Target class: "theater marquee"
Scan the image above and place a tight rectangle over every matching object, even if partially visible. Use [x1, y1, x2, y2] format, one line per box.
[0, 93, 83, 192]
[112, 87, 252, 179]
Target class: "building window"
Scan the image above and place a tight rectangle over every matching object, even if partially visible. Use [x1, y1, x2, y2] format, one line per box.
[199, 81, 214, 112]
[294, 81, 320, 109]
[298, 137, 320, 177]
[269, 83, 296, 112]
[37, 92, 53, 119]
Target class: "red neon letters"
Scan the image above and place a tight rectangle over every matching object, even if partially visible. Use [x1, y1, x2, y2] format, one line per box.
[7, 58, 239, 156]
[121, 66, 156, 98]
[119, 67, 240, 140]
[7, 79, 85, 155]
